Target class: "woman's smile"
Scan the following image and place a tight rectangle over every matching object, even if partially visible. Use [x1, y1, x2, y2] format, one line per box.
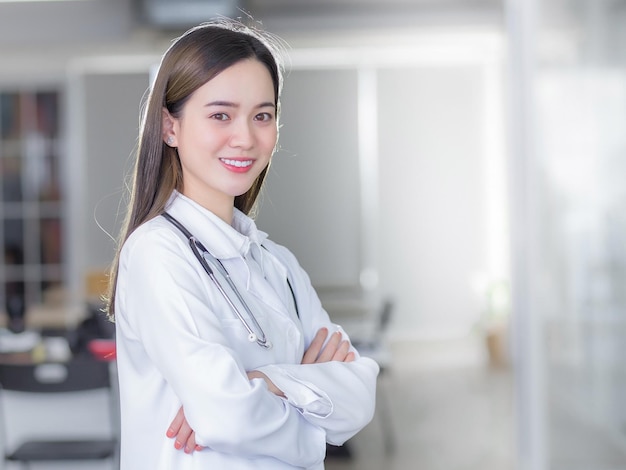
[220, 157, 255, 172]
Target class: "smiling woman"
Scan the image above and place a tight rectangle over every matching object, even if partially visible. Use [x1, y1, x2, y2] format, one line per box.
[161, 59, 278, 221]
[104, 18, 378, 470]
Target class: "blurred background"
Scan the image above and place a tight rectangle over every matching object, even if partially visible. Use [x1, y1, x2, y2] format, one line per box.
[0, 0, 625, 469]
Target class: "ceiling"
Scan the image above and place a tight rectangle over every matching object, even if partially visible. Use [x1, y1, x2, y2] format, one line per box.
[0, 0, 505, 51]
[138, 0, 505, 32]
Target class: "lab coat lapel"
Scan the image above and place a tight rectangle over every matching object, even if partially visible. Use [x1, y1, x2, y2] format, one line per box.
[244, 243, 294, 321]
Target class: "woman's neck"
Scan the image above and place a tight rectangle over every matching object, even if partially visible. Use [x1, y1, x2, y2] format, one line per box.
[180, 188, 234, 224]
[210, 205, 234, 225]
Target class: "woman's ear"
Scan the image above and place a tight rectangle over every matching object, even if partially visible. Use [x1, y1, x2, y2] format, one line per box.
[162, 108, 177, 147]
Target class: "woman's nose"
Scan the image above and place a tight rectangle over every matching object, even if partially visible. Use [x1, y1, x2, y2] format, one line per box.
[229, 120, 254, 149]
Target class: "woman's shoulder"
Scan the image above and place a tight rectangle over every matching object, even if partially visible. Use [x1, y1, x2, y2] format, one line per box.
[122, 215, 187, 259]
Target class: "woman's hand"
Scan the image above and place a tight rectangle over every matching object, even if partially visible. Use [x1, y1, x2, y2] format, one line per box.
[302, 327, 355, 364]
[166, 406, 203, 454]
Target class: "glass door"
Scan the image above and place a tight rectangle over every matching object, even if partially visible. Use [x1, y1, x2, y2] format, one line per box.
[507, 0, 626, 468]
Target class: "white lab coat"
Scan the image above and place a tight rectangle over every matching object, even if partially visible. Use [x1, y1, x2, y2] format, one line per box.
[115, 191, 379, 470]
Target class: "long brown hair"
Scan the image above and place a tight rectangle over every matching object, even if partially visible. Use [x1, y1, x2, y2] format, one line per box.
[105, 20, 284, 319]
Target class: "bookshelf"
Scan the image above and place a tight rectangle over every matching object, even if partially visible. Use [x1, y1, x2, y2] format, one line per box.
[0, 90, 64, 328]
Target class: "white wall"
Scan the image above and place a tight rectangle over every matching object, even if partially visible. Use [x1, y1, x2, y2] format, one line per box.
[377, 64, 492, 339]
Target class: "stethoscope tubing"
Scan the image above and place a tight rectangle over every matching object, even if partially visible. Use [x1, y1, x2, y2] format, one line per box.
[162, 212, 272, 349]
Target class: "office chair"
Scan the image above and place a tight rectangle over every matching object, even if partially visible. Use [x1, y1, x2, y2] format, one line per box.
[0, 355, 118, 469]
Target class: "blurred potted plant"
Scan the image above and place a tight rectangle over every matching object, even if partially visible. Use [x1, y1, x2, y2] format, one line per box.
[481, 279, 511, 367]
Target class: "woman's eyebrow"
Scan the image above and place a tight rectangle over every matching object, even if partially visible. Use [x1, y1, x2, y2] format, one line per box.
[205, 100, 237, 108]
[257, 102, 276, 109]
[205, 101, 275, 109]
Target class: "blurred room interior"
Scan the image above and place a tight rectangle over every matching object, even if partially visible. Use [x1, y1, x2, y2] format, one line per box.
[0, 0, 625, 469]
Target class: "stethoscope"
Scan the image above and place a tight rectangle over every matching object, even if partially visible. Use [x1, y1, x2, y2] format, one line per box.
[162, 212, 272, 350]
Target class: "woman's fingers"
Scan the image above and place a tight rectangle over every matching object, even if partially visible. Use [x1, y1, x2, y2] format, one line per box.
[173, 419, 193, 451]
[167, 407, 203, 453]
[183, 432, 198, 454]
[301, 327, 328, 364]
[317, 331, 342, 363]
[182, 432, 204, 453]
[332, 338, 351, 362]
[302, 327, 356, 364]
[166, 407, 185, 439]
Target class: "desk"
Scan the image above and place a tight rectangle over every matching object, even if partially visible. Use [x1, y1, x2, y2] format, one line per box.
[0, 351, 33, 365]
[0, 329, 73, 366]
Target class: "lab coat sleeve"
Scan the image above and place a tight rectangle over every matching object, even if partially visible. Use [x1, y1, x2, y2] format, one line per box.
[256, 243, 380, 446]
[117, 226, 326, 467]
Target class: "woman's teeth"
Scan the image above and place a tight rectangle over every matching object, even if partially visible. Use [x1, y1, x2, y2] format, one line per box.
[221, 158, 252, 168]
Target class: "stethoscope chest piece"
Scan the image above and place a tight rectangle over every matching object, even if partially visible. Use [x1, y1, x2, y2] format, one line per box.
[248, 333, 272, 349]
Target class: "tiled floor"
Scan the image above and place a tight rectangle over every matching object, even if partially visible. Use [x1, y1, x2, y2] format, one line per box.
[326, 337, 626, 470]
[325, 337, 516, 470]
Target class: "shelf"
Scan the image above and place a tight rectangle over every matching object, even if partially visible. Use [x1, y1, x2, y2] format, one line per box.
[0, 89, 65, 317]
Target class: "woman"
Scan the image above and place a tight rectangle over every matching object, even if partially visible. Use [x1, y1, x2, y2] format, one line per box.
[106, 19, 379, 470]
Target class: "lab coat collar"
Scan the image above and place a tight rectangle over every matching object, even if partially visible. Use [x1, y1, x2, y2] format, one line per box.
[164, 191, 269, 262]
[164, 191, 291, 318]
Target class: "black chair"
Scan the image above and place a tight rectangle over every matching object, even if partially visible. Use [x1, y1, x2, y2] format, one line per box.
[0, 355, 118, 469]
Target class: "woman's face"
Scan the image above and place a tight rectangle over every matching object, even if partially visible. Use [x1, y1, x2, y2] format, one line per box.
[165, 59, 277, 217]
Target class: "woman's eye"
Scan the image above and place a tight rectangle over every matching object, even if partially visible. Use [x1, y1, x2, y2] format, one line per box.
[211, 113, 229, 121]
[255, 112, 274, 122]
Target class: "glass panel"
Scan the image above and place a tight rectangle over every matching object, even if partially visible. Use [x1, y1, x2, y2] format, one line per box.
[40, 153, 61, 202]
[510, 0, 626, 468]
[35, 92, 59, 137]
[3, 218, 24, 265]
[31, 92, 60, 201]
[4, 217, 25, 331]
[4, 277, 25, 328]
[41, 280, 63, 304]
[0, 93, 21, 139]
[40, 217, 62, 265]
[24, 281, 42, 311]
[535, 0, 626, 466]
[22, 131, 54, 202]
[1, 155, 22, 201]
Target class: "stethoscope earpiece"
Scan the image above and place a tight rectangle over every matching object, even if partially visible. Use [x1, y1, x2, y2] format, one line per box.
[248, 333, 257, 343]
